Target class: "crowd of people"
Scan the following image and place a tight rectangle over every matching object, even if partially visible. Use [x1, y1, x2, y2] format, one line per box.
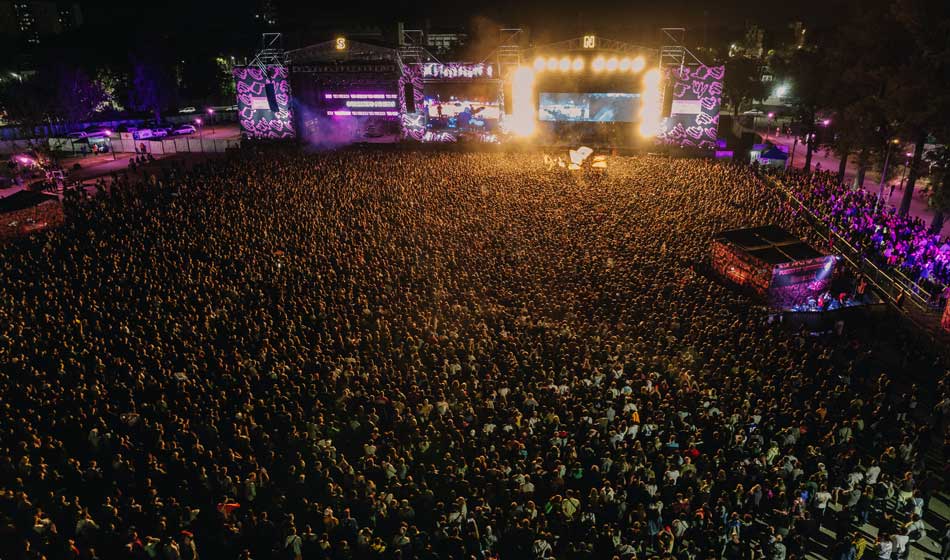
[772, 170, 950, 293]
[0, 148, 948, 560]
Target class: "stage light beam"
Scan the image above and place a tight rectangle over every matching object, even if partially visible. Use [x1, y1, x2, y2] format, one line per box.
[606, 57, 618, 71]
[572, 57, 584, 71]
[510, 66, 536, 137]
[619, 57, 631, 71]
[534, 57, 546, 72]
[592, 56, 606, 72]
[638, 68, 662, 137]
[559, 57, 571, 71]
[631, 56, 646, 72]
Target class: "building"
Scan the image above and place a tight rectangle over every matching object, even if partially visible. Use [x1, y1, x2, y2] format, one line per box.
[0, 1, 83, 44]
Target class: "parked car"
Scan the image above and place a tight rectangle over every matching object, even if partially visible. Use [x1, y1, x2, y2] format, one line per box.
[82, 126, 110, 138]
[65, 131, 88, 139]
[133, 129, 154, 140]
[149, 127, 170, 138]
[116, 124, 140, 133]
[178, 106, 197, 114]
[172, 124, 197, 136]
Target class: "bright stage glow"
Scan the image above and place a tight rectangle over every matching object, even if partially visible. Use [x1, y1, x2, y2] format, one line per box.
[619, 57, 631, 71]
[592, 56, 605, 72]
[547, 57, 558, 71]
[559, 57, 571, 71]
[510, 66, 536, 137]
[534, 57, 546, 72]
[606, 57, 618, 71]
[631, 56, 646, 72]
[572, 57, 584, 71]
[638, 68, 662, 137]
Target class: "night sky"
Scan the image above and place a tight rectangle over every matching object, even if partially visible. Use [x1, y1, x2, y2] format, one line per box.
[73, 0, 837, 55]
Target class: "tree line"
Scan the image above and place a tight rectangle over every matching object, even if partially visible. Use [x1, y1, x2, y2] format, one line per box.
[721, 0, 949, 228]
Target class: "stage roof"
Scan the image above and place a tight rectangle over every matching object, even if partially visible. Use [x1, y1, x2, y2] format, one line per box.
[287, 40, 400, 65]
[716, 225, 824, 265]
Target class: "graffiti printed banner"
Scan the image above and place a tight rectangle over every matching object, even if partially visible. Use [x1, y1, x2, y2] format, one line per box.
[658, 65, 723, 150]
[420, 63, 495, 80]
[233, 66, 296, 139]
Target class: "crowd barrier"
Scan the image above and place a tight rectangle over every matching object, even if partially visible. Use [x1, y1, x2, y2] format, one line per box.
[45, 136, 240, 155]
[0, 112, 238, 142]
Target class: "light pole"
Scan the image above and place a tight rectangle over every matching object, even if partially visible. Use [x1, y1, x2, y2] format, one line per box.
[898, 152, 912, 192]
[878, 138, 900, 200]
[195, 118, 203, 152]
[765, 112, 775, 142]
[105, 130, 116, 160]
[207, 108, 216, 136]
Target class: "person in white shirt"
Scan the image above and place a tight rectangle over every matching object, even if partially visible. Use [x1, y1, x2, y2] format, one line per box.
[891, 531, 909, 559]
[814, 485, 833, 517]
[877, 534, 893, 560]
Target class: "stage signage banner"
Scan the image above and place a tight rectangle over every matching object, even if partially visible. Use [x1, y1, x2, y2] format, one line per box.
[421, 63, 495, 80]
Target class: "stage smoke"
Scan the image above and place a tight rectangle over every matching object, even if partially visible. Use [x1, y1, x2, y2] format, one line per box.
[510, 67, 536, 137]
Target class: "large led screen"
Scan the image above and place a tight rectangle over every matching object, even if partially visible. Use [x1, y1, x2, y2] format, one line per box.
[658, 65, 724, 150]
[539, 93, 641, 123]
[323, 92, 399, 117]
[234, 66, 295, 139]
[423, 82, 501, 132]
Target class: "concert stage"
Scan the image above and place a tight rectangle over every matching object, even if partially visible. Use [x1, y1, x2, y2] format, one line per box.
[233, 32, 723, 150]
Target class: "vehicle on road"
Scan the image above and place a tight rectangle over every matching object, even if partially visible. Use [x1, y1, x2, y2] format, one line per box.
[171, 124, 197, 136]
[178, 106, 197, 114]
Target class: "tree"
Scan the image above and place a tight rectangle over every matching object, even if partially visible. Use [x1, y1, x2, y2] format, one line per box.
[0, 73, 56, 131]
[819, 1, 895, 185]
[128, 56, 178, 122]
[890, 0, 950, 216]
[54, 67, 110, 124]
[771, 47, 826, 172]
[723, 57, 768, 117]
[925, 146, 950, 234]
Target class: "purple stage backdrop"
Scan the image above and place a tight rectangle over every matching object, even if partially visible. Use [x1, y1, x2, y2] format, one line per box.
[234, 66, 296, 139]
[399, 65, 426, 141]
[659, 65, 724, 150]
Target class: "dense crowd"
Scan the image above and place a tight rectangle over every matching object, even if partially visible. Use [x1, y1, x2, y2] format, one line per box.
[773, 170, 950, 291]
[0, 149, 948, 560]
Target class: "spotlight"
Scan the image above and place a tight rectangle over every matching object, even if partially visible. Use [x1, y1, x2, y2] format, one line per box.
[619, 57, 631, 71]
[572, 57, 584, 71]
[547, 57, 558, 71]
[559, 57, 571, 71]
[592, 56, 605, 72]
[534, 57, 546, 72]
[606, 57, 618, 71]
[631, 56, 646, 72]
